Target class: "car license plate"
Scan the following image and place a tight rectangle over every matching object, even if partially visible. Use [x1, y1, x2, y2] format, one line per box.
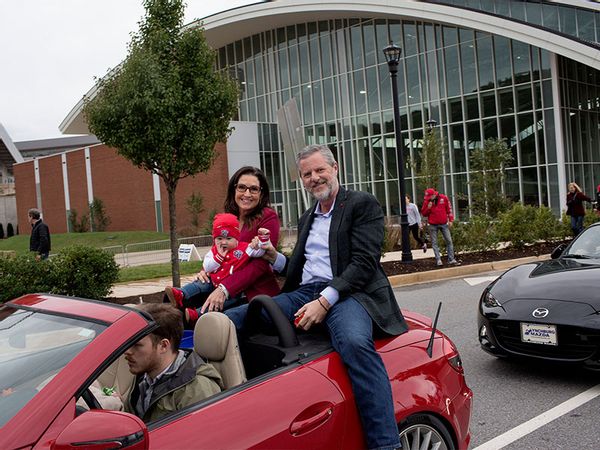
[520, 323, 557, 345]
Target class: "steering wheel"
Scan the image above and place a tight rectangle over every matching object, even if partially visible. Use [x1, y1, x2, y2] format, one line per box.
[244, 295, 299, 348]
[81, 387, 103, 410]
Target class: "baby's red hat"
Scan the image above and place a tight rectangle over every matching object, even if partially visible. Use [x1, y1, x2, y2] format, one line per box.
[212, 213, 240, 239]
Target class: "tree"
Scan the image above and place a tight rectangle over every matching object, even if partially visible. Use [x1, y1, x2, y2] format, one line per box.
[84, 0, 238, 286]
[412, 126, 445, 198]
[469, 138, 513, 218]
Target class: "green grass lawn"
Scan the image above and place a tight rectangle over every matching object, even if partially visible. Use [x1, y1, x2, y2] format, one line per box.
[0, 231, 170, 255]
[118, 260, 203, 283]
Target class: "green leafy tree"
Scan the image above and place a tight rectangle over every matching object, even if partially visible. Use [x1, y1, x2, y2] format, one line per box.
[412, 126, 445, 197]
[84, 0, 238, 286]
[469, 138, 513, 218]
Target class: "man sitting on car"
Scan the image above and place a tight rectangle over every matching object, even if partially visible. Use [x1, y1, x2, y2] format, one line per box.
[124, 303, 223, 422]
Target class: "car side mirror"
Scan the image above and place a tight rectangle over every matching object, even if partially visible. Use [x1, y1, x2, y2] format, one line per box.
[52, 410, 148, 450]
[551, 244, 566, 259]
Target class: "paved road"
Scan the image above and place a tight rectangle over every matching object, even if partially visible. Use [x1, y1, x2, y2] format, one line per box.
[394, 274, 600, 450]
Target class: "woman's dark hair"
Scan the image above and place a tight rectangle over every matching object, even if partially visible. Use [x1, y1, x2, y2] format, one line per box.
[224, 166, 271, 227]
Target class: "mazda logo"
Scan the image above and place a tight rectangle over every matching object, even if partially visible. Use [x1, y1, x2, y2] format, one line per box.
[532, 308, 549, 318]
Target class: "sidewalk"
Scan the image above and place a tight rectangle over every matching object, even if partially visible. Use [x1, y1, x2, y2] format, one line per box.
[110, 247, 550, 298]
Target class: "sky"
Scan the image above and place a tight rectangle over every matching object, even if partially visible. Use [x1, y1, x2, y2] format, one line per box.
[0, 0, 256, 142]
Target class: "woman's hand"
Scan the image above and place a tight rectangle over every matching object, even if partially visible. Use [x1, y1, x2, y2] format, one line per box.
[195, 270, 210, 283]
[200, 288, 226, 313]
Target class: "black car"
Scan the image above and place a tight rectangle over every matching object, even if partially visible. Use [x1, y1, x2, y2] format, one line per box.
[478, 222, 600, 369]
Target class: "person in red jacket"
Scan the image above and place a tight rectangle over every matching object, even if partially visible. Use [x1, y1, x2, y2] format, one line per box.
[421, 188, 459, 266]
[566, 182, 592, 236]
[168, 213, 271, 326]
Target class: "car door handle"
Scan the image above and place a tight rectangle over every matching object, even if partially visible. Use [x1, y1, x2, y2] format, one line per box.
[289, 404, 334, 436]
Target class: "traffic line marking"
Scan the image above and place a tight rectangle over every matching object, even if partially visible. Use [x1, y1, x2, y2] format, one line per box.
[463, 276, 498, 286]
[472, 383, 600, 450]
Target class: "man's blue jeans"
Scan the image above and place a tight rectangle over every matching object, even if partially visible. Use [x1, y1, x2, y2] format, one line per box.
[225, 283, 400, 450]
[428, 223, 455, 263]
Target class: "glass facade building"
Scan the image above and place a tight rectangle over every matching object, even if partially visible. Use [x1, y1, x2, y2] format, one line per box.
[62, 1, 600, 226]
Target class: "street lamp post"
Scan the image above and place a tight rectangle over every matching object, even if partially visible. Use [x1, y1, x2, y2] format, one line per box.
[383, 42, 413, 263]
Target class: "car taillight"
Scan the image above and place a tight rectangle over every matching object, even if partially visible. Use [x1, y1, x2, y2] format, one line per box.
[444, 339, 464, 374]
[447, 353, 464, 373]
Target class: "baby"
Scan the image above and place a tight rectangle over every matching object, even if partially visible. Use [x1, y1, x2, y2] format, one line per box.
[182, 213, 270, 325]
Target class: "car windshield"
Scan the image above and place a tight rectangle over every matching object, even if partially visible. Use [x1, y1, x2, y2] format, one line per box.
[0, 305, 106, 427]
[565, 226, 600, 259]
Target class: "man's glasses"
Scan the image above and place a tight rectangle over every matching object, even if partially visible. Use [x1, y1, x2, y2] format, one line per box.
[235, 184, 261, 195]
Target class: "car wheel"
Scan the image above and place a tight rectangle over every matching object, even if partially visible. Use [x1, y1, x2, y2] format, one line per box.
[398, 414, 455, 450]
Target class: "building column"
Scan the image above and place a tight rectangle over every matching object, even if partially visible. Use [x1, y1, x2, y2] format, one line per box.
[550, 54, 567, 212]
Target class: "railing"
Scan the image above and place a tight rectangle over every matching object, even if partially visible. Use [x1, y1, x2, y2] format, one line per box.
[104, 231, 299, 267]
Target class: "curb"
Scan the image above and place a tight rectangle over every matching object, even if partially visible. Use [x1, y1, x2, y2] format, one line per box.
[388, 254, 550, 288]
[112, 255, 552, 297]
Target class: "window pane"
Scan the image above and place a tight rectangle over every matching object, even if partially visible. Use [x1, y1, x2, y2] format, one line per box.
[494, 36, 512, 87]
[477, 36, 495, 90]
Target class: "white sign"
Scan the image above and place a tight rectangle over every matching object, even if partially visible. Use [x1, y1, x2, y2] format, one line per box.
[178, 244, 201, 262]
[520, 322, 558, 346]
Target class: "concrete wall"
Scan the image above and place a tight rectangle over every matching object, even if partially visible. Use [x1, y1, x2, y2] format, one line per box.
[14, 144, 230, 235]
[0, 195, 17, 235]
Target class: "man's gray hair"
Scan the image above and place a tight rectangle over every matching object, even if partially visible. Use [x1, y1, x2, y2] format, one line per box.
[295, 144, 336, 167]
[28, 208, 41, 220]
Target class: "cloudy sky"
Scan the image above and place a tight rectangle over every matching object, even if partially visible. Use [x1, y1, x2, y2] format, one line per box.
[0, 0, 256, 142]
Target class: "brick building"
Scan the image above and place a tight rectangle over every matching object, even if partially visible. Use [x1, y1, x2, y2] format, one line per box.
[14, 142, 231, 235]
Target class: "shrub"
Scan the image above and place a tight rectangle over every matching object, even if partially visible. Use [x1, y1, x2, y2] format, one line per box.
[69, 209, 90, 233]
[0, 223, 4, 239]
[0, 254, 54, 303]
[202, 209, 217, 236]
[496, 203, 538, 249]
[7, 223, 14, 237]
[462, 215, 499, 253]
[382, 225, 401, 255]
[186, 192, 205, 232]
[49, 245, 119, 299]
[584, 208, 600, 227]
[89, 197, 111, 232]
[532, 206, 563, 242]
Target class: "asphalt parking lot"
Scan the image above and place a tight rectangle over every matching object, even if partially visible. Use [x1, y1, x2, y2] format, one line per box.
[394, 274, 600, 450]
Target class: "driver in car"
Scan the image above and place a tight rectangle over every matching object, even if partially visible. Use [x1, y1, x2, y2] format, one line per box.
[123, 304, 224, 422]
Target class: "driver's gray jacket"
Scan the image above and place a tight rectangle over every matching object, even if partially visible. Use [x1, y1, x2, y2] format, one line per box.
[125, 351, 223, 422]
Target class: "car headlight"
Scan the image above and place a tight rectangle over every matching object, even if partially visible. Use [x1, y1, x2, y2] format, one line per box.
[482, 290, 502, 308]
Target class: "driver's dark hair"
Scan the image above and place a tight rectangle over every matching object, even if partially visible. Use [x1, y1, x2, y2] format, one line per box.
[224, 166, 271, 227]
[140, 303, 183, 352]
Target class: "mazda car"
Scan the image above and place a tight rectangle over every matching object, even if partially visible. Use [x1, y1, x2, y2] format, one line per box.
[478, 222, 600, 369]
[1, 294, 472, 449]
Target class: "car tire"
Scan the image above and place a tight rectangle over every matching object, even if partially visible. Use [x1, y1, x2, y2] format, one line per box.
[398, 414, 455, 450]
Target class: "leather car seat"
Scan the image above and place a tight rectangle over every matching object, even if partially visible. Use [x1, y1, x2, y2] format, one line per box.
[194, 312, 247, 389]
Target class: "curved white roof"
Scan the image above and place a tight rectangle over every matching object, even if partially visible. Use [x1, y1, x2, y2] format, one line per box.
[61, 0, 600, 135]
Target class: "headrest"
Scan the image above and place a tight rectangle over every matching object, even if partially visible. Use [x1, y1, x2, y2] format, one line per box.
[194, 312, 231, 361]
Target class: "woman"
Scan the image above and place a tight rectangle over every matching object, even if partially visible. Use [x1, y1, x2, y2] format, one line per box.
[165, 166, 280, 316]
[566, 182, 592, 236]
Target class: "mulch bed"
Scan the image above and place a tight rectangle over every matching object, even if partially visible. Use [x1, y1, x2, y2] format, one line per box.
[108, 240, 570, 305]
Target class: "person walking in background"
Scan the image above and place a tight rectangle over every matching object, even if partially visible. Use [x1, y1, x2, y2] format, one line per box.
[566, 182, 592, 236]
[28, 208, 50, 260]
[594, 184, 600, 217]
[421, 188, 458, 266]
[406, 195, 427, 252]
[163, 166, 280, 314]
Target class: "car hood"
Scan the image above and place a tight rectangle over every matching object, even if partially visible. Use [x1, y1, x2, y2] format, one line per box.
[492, 259, 600, 310]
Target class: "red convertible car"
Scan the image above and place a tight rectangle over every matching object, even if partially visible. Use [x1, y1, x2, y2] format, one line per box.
[0, 294, 472, 450]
